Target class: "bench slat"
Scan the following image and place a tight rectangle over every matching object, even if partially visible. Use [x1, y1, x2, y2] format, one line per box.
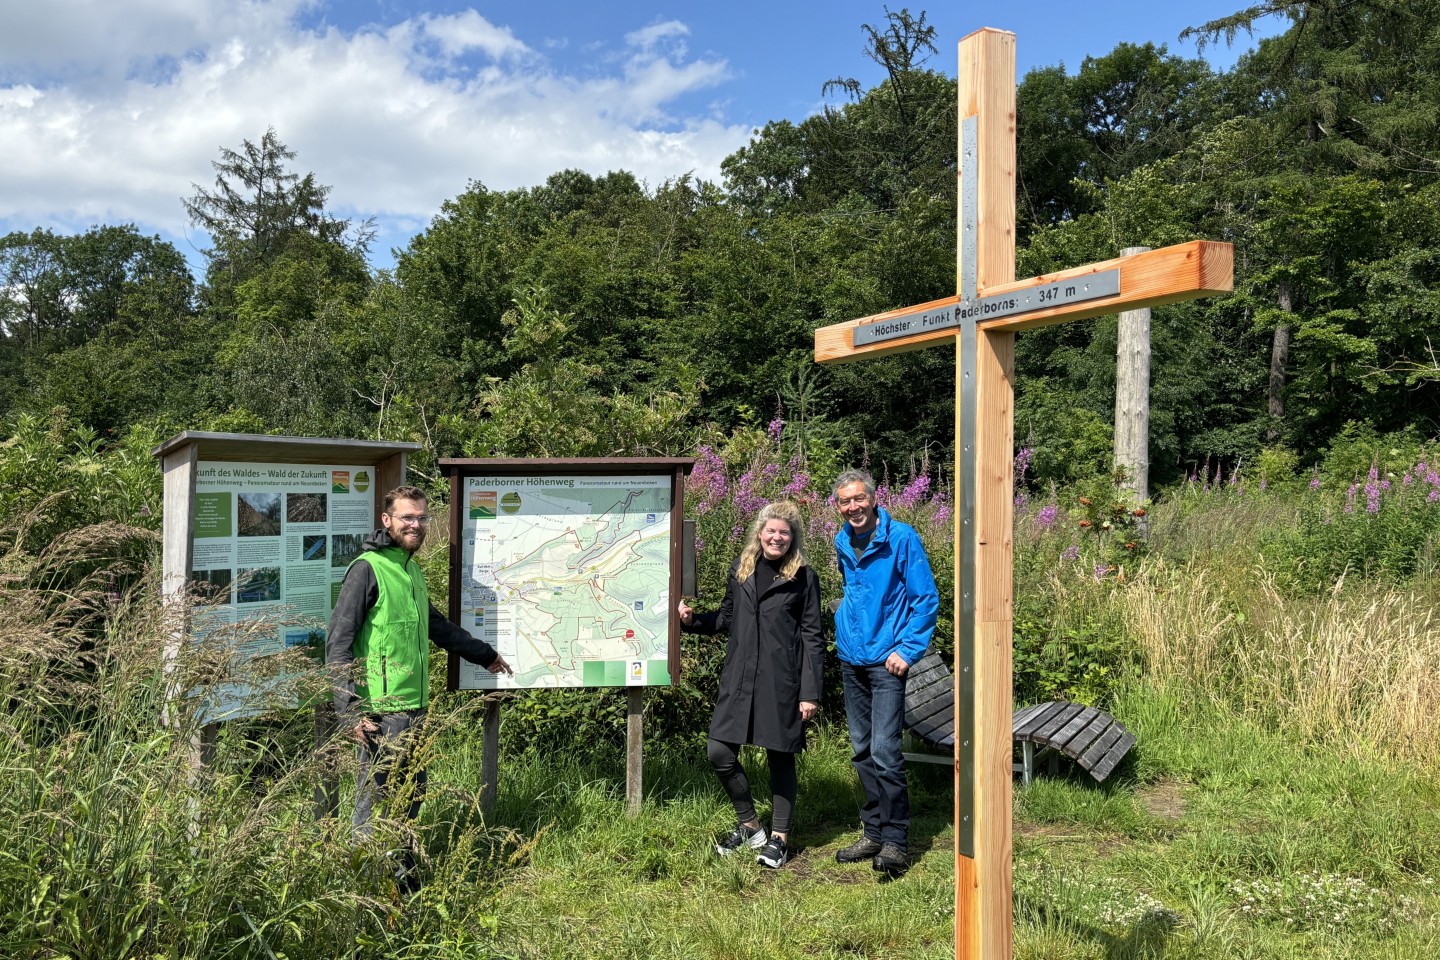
[1078, 723, 1128, 771]
[1060, 713, 1113, 758]
[1032, 703, 1085, 742]
[1011, 702, 1049, 732]
[1048, 707, 1102, 750]
[911, 708, 956, 744]
[1089, 732, 1135, 780]
[1014, 701, 1069, 739]
[906, 694, 952, 727]
[905, 671, 952, 706]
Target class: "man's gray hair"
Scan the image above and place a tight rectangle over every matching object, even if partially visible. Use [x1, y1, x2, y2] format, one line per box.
[832, 468, 876, 498]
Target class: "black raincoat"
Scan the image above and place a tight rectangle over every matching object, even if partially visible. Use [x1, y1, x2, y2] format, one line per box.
[684, 561, 824, 752]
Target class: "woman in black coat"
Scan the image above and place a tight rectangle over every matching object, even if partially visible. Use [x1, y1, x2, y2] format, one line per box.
[678, 499, 823, 868]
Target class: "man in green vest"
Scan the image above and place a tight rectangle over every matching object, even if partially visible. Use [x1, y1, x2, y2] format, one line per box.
[327, 485, 512, 857]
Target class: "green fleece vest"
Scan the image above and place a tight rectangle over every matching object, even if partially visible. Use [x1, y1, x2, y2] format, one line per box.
[351, 547, 430, 712]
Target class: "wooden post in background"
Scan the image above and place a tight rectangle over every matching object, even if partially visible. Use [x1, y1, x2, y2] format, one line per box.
[1115, 246, 1153, 532]
[626, 688, 644, 817]
[480, 697, 501, 814]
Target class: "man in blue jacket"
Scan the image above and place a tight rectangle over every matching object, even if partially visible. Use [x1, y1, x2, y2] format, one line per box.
[831, 468, 939, 876]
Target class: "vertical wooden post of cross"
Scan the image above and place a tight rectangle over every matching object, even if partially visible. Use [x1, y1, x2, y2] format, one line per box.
[956, 28, 1016, 960]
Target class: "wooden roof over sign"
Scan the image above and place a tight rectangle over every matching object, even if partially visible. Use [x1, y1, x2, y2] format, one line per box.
[151, 431, 421, 465]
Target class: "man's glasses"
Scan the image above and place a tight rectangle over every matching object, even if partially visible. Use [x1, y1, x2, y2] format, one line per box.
[390, 514, 431, 526]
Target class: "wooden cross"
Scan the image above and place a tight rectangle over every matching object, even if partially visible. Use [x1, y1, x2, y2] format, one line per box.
[812, 29, 1232, 960]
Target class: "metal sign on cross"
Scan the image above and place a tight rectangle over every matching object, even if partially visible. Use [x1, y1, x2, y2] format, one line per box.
[812, 29, 1233, 960]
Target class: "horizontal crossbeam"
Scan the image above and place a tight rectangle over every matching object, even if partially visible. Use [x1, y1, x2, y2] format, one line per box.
[814, 240, 1233, 364]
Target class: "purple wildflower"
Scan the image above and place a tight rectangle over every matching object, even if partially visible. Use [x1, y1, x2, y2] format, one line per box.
[694, 538, 705, 554]
[1310, 469, 1322, 491]
[1403, 471, 1414, 486]
[767, 418, 785, 441]
[1380, 479, 1391, 491]
[897, 474, 931, 510]
[734, 469, 767, 514]
[1365, 483, 1381, 514]
[1345, 483, 1358, 515]
[783, 472, 811, 499]
[1036, 503, 1059, 530]
[1368, 462, 1380, 482]
[730, 523, 745, 541]
[1014, 447, 1034, 484]
[1093, 564, 1111, 579]
[1429, 489, 1440, 504]
[933, 505, 951, 526]
[1061, 544, 1080, 562]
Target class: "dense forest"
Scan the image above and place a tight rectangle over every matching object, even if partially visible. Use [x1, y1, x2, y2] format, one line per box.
[3, 1, 1438, 488]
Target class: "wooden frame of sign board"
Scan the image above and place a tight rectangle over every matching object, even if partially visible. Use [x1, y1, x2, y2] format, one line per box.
[439, 457, 695, 814]
[151, 431, 421, 817]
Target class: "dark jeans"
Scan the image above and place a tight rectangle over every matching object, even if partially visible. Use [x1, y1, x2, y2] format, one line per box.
[707, 738, 798, 834]
[841, 661, 909, 851]
[354, 709, 428, 837]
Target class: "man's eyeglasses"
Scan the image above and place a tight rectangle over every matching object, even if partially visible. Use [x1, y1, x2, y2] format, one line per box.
[390, 514, 431, 526]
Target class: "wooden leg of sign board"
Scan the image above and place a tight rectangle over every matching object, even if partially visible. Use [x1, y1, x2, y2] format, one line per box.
[626, 687, 644, 817]
[313, 703, 339, 820]
[481, 696, 501, 814]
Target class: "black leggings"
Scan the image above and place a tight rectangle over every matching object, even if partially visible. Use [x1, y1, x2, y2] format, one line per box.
[706, 738, 798, 834]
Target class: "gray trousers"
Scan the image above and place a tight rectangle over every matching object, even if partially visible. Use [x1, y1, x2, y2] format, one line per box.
[353, 709, 427, 837]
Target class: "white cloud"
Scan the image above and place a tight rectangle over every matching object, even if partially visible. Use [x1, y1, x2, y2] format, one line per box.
[0, 3, 748, 260]
[419, 11, 530, 61]
[624, 20, 689, 54]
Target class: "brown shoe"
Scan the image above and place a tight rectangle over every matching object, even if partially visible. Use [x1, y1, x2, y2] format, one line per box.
[835, 835, 883, 863]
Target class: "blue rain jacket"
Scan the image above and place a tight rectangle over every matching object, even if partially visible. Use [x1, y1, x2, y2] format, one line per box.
[832, 507, 939, 667]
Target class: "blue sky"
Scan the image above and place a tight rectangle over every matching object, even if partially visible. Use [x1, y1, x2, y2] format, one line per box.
[0, 1, 1286, 269]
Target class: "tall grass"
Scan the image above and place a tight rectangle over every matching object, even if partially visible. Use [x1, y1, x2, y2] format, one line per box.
[0, 518, 519, 960]
[1120, 564, 1440, 764]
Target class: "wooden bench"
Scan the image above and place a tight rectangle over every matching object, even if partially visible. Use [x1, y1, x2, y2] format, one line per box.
[899, 652, 1134, 784]
[1011, 700, 1134, 785]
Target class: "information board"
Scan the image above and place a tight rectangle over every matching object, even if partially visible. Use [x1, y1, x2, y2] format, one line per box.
[454, 473, 674, 690]
[188, 460, 376, 718]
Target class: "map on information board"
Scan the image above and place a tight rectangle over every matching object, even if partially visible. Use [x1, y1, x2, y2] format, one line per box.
[455, 474, 673, 689]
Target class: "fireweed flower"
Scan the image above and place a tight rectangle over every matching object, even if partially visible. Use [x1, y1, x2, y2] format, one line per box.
[1310, 469, 1322, 491]
[783, 472, 811, 499]
[1366, 483, 1381, 515]
[933, 505, 952, 526]
[897, 474, 930, 510]
[1345, 484, 1358, 515]
[1036, 503, 1059, 529]
[1014, 447, 1034, 485]
[1061, 544, 1080, 562]
[767, 418, 784, 441]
